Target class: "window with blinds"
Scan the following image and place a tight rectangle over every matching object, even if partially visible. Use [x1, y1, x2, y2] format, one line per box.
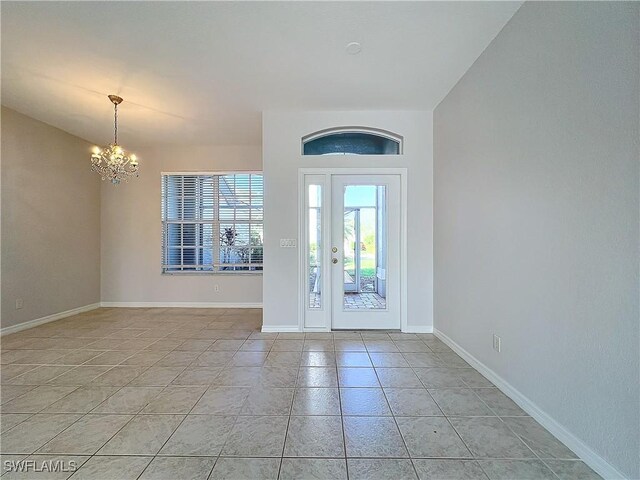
[161, 173, 263, 273]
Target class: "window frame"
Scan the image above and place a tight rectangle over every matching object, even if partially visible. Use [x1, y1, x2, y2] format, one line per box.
[301, 127, 403, 156]
[161, 170, 264, 276]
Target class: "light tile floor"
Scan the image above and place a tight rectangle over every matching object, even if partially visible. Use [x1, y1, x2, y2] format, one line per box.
[0, 308, 601, 479]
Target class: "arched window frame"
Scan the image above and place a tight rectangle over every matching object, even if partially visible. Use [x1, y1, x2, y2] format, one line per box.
[301, 127, 403, 156]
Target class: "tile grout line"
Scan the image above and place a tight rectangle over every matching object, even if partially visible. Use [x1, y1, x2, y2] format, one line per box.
[211, 335, 278, 478]
[275, 334, 296, 480]
[496, 414, 565, 480]
[1, 317, 248, 477]
[337, 336, 349, 480]
[135, 364, 219, 480]
[59, 352, 198, 464]
[2, 313, 597, 479]
[365, 341, 414, 468]
[390, 335, 448, 479]
[423, 341, 554, 478]
[395, 335, 527, 478]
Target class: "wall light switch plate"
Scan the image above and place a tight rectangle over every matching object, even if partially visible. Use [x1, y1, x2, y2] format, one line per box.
[15, 298, 24, 310]
[280, 239, 297, 248]
[493, 334, 501, 353]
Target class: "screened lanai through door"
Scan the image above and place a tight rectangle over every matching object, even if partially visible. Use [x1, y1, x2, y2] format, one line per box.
[308, 184, 387, 311]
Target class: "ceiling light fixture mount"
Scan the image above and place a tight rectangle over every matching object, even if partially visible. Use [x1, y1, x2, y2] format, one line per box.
[90, 94, 139, 185]
[346, 42, 362, 55]
[107, 94, 123, 106]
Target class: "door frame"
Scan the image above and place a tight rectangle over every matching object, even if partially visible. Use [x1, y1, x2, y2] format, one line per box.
[298, 167, 408, 332]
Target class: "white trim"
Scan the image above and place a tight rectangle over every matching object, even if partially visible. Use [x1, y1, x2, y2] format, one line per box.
[161, 170, 262, 176]
[297, 168, 409, 333]
[161, 272, 263, 276]
[403, 325, 433, 334]
[299, 173, 331, 331]
[399, 171, 408, 333]
[302, 126, 403, 144]
[261, 325, 302, 333]
[301, 126, 404, 155]
[298, 168, 408, 176]
[1, 303, 101, 336]
[434, 328, 627, 480]
[298, 171, 306, 329]
[100, 302, 262, 309]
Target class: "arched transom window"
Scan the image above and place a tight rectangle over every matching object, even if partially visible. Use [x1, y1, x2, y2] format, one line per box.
[302, 127, 402, 155]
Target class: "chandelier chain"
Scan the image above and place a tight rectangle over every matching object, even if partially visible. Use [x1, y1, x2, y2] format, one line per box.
[114, 102, 118, 145]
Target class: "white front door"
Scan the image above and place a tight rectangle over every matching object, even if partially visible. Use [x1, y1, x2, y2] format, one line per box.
[330, 175, 401, 330]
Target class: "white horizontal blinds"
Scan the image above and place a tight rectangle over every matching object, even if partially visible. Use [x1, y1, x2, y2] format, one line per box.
[161, 175, 214, 272]
[218, 173, 264, 271]
[162, 173, 263, 273]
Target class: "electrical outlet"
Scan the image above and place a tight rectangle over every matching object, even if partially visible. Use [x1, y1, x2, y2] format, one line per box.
[214, 285, 220, 293]
[493, 334, 501, 353]
[279, 238, 296, 248]
[15, 298, 24, 310]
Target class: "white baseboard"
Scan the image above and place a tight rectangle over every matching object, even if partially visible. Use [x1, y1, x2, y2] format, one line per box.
[267, 325, 434, 334]
[1, 303, 101, 336]
[262, 325, 302, 333]
[403, 325, 433, 333]
[434, 328, 627, 480]
[100, 302, 262, 309]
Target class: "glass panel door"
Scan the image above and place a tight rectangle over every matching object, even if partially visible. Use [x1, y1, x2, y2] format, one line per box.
[331, 175, 400, 329]
[303, 175, 329, 330]
[342, 187, 386, 310]
[308, 185, 322, 309]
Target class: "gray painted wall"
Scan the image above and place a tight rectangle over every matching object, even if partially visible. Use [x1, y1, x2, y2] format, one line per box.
[434, 2, 639, 478]
[1, 107, 101, 328]
[100, 145, 263, 305]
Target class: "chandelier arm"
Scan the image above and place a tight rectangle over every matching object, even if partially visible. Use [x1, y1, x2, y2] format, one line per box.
[92, 95, 137, 185]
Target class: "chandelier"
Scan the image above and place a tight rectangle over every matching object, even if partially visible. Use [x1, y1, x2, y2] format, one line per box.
[91, 94, 139, 184]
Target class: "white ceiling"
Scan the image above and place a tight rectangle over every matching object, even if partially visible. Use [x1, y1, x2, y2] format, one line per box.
[1, 1, 521, 147]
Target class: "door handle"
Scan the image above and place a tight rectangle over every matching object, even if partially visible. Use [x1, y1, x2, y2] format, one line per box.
[332, 258, 338, 264]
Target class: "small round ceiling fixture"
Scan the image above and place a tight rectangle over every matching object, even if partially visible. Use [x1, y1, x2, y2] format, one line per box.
[346, 42, 362, 55]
